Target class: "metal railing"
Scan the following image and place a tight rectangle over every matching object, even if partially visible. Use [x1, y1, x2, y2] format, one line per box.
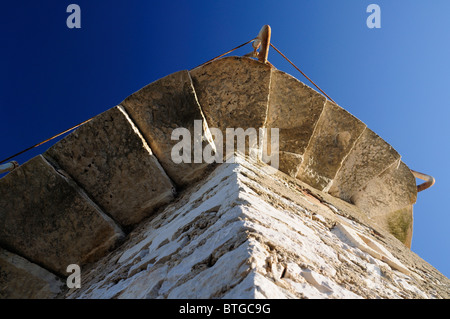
[0, 161, 19, 174]
[411, 170, 435, 192]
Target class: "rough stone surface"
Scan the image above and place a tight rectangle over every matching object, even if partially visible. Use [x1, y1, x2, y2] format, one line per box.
[328, 128, 401, 201]
[386, 205, 414, 248]
[45, 106, 175, 227]
[351, 160, 418, 247]
[297, 101, 367, 191]
[62, 156, 449, 299]
[0, 155, 125, 276]
[190, 57, 272, 157]
[0, 247, 64, 299]
[121, 70, 214, 187]
[265, 69, 326, 177]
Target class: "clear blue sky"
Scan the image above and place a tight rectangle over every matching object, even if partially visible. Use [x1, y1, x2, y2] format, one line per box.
[1, 1, 449, 279]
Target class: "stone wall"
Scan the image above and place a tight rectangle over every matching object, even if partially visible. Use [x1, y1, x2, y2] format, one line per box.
[63, 156, 450, 299]
[0, 57, 443, 299]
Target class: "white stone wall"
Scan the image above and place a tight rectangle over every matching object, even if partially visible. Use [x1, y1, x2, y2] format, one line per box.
[65, 156, 449, 299]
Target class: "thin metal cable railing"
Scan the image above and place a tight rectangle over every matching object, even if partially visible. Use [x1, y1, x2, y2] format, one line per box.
[0, 118, 92, 165]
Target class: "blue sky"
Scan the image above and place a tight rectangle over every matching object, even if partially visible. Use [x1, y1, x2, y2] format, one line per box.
[1, 1, 449, 279]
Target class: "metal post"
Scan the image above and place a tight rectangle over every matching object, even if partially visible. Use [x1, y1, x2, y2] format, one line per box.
[411, 169, 435, 192]
[257, 25, 271, 64]
[0, 161, 19, 174]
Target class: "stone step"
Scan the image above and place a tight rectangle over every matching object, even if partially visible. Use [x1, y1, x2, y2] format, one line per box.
[0, 155, 124, 276]
[0, 247, 64, 299]
[121, 70, 215, 188]
[264, 69, 327, 177]
[350, 159, 417, 247]
[190, 56, 272, 159]
[296, 100, 367, 191]
[327, 127, 401, 201]
[45, 105, 175, 228]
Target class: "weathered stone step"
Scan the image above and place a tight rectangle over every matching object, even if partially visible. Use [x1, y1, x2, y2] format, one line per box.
[0, 247, 64, 299]
[296, 100, 367, 191]
[121, 70, 215, 188]
[0, 155, 124, 276]
[350, 159, 417, 247]
[45, 105, 175, 227]
[190, 57, 272, 159]
[264, 69, 326, 177]
[327, 127, 401, 201]
[188, 57, 418, 248]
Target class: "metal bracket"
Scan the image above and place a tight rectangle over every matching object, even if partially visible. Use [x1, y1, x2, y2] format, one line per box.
[256, 25, 271, 64]
[245, 25, 272, 64]
[411, 169, 435, 192]
[0, 161, 19, 174]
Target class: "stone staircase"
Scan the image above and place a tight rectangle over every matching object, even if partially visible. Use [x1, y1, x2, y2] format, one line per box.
[0, 56, 418, 297]
[191, 57, 417, 246]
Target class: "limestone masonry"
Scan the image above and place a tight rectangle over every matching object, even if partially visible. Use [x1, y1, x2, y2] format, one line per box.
[0, 57, 448, 299]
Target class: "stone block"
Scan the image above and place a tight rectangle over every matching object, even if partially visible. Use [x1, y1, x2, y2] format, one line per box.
[328, 128, 401, 201]
[265, 69, 327, 177]
[277, 151, 304, 177]
[190, 57, 272, 157]
[121, 70, 214, 188]
[351, 160, 417, 246]
[0, 247, 64, 299]
[296, 100, 367, 191]
[386, 205, 414, 248]
[0, 155, 124, 276]
[45, 106, 175, 227]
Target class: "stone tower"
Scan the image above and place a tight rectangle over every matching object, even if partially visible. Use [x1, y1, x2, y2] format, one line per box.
[1, 56, 448, 299]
